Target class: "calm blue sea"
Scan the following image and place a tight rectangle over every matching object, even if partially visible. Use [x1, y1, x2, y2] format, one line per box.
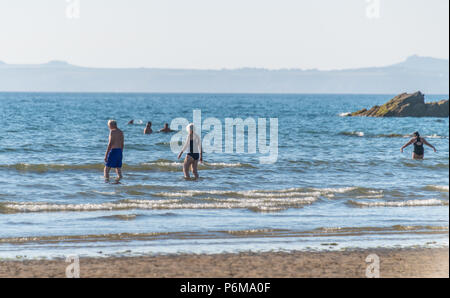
[0, 93, 448, 259]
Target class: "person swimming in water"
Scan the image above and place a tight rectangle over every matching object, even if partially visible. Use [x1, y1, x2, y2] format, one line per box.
[177, 123, 203, 179]
[144, 122, 153, 134]
[104, 120, 124, 182]
[401, 131, 436, 160]
[159, 123, 175, 133]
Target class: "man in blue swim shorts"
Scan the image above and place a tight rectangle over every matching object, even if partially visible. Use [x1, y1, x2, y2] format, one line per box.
[104, 120, 124, 182]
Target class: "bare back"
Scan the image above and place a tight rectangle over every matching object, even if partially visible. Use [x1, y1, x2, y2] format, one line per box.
[110, 129, 124, 149]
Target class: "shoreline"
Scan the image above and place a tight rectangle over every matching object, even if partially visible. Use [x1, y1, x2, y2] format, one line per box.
[0, 247, 447, 278]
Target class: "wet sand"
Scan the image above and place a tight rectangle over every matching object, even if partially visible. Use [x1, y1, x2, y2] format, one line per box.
[0, 247, 447, 278]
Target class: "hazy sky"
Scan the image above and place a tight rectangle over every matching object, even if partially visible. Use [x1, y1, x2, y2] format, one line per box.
[0, 0, 448, 70]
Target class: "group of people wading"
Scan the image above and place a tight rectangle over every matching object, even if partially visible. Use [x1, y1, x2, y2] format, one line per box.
[104, 120, 202, 183]
[104, 119, 437, 183]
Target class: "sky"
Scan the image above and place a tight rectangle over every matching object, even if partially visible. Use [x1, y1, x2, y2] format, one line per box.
[0, 0, 448, 70]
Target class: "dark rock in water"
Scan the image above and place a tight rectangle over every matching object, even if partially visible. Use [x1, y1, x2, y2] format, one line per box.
[351, 91, 449, 117]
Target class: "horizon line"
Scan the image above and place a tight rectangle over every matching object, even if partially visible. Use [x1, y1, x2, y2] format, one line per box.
[0, 91, 448, 97]
[1, 55, 449, 72]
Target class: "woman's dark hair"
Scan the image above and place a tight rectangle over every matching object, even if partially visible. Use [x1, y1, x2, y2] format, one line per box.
[147, 121, 152, 126]
[413, 131, 420, 137]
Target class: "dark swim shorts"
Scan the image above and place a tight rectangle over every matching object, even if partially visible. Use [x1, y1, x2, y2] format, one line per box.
[105, 148, 123, 168]
[187, 153, 200, 161]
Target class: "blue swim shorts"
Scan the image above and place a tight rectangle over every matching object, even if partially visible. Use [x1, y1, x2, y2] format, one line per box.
[105, 148, 123, 168]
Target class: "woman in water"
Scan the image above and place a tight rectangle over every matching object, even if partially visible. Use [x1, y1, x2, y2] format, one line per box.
[177, 123, 202, 179]
[144, 122, 153, 134]
[401, 131, 437, 160]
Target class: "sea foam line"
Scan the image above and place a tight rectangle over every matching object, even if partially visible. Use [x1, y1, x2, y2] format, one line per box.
[153, 186, 360, 198]
[0, 196, 318, 213]
[348, 199, 448, 208]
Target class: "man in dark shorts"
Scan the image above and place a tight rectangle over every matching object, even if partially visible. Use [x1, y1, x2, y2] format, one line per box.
[104, 120, 124, 182]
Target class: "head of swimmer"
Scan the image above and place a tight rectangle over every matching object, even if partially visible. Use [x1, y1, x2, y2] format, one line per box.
[186, 123, 194, 135]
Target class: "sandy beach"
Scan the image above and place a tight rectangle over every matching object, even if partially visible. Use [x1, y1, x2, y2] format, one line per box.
[0, 247, 447, 278]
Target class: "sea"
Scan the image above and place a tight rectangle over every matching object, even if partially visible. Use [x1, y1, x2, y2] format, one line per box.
[0, 92, 448, 259]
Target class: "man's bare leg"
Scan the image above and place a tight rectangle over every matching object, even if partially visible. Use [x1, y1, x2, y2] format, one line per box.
[104, 166, 111, 182]
[115, 168, 123, 181]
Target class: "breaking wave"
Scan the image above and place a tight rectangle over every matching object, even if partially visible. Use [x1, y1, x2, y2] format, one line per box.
[0, 195, 318, 213]
[152, 186, 368, 199]
[0, 186, 388, 214]
[348, 199, 448, 208]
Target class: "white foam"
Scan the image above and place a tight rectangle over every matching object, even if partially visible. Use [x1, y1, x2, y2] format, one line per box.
[342, 131, 364, 137]
[154, 189, 322, 198]
[4, 199, 182, 212]
[349, 199, 448, 208]
[3, 196, 317, 213]
[153, 187, 364, 201]
[92, 190, 117, 196]
[354, 195, 384, 199]
[425, 134, 448, 139]
[207, 162, 250, 167]
[312, 187, 358, 194]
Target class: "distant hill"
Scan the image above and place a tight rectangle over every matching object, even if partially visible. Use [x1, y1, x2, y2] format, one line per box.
[0, 56, 448, 94]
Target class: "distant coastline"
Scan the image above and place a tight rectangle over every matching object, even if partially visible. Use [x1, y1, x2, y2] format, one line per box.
[0, 56, 448, 94]
[0, 91, 449, 97]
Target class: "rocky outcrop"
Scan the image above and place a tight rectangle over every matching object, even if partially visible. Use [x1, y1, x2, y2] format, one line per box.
[351, 92, 449, 117]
